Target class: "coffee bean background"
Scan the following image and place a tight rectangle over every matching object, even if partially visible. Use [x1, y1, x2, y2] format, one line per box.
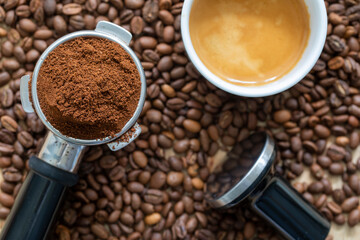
[0, 0, 359, 239]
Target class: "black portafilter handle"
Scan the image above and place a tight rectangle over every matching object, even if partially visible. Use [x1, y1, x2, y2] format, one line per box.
[251, 176, 330, 240]
[0, 156, 78, 240]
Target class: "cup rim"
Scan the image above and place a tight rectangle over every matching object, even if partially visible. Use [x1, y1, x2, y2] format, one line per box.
[31, 30, 146, 145]
[181, 0, 328, 97]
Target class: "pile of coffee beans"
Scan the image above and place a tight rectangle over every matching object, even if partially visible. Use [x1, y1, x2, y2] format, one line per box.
[0, 0, 360, 239]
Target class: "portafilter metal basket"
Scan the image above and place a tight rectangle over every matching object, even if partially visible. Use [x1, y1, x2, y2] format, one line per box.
[0, 21, 146, 240]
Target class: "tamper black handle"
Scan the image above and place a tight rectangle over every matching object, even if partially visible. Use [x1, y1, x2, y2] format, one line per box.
[251, 177, 330, 240]
[0, 156, 78, 240]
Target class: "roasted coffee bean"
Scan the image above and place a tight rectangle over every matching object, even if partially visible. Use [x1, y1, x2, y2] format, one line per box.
[145, 212, 161, 225]
[26, 49, 40, 63]
[120, 212, 134, 226]
[348, 209, 360, 227]
[327, 144, 346, 161]
[17, 131, 34, 148]
[308, 181, 324, 194]
[139, 36, 157, 49]
[33, 40, 48, 52]
[127, 182, 144, 193]
[166, 98, 186, 110]
[142, 0, 158, 23]
[125, 0, 144, 9]
[84, 14, 96, 29]
[69, 15, 85, 30]
[334, 214, 346, 225]
[318, 156, 331, 169]
[329, 163, 345, 175]
[183, 119, 201, 133]
[0, 130, 15, 145]
[167, 171, 184, 187]
[273, 110, 291, 123]
[0, 72, 11, 87]
[328, 35, 346, 52]
[334, 189, 346, 204]
[62, 3, 82, 15]
[0, 143, 14, 155]
[310, 163, 323, 179]
[0, 157, 11, 168]
[1, 115, 18, 132]
[53, 15, 67, 34]
[130, 16, 144, 35]
[243, 222, 256, 239]
[19, 19, 37, 33]
[150, 171, 166, 189]
[44, 0, 56, 16]
[99, 155, 117, 169]
[132, 151, 148, 168]
[144, 189, 163, 204]
[327, 201, 342, 215]
[13, 46, 26, 63]
[341, 196, 359, 212]
[90, 223, 109, 239]
[3, 168, 22, 182]
[349, 174, 359, 193]
[3, 59, 20, 71]
[314, 124, 331, 138]
[322, 178, 333, 195]
[2, 41, 13, 58]
[169, 156, 182, 171]
[0, 192, 14, 208]
[0, 207, 10, 219]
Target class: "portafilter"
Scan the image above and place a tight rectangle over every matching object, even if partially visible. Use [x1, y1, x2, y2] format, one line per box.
[0, 21, 146, 240]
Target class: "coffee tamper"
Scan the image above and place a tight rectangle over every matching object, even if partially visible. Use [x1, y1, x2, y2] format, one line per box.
[0, 21, 146, 240]
[206, 132, 330, 240]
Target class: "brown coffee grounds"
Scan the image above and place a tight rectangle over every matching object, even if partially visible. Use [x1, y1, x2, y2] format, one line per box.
[37, 37, 141, 140]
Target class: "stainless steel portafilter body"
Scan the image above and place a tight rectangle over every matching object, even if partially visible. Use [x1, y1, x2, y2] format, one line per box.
[24, 20, 146, 146]
[0, 21, 146, 240]
[20, 21, 147, 173]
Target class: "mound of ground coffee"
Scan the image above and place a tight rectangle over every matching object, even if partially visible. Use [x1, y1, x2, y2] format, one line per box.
[37, 37, 141, 139]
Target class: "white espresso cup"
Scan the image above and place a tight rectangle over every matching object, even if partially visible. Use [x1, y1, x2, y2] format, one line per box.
[181, 0, 328, 97]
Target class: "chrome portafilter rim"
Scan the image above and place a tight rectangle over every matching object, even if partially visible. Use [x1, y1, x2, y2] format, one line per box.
[206, 132, 276, 209]
[4, 22, 147, 240]
[30, 25, 146, 146]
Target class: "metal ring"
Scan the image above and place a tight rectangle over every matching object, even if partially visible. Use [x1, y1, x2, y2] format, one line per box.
[207, 132, 276, 209]
[31, 31, 146, 146]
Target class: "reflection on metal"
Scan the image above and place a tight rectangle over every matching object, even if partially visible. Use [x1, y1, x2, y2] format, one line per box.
[20, 21, 146, 173]
[38, 132, 86, 173]
[26, 21, 146, 147]
[206, 132, 276, 208]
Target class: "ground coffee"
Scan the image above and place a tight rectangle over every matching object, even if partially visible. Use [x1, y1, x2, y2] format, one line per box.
[37, 37, 141, 140]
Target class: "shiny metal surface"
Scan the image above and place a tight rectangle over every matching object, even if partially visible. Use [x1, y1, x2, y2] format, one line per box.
[30, 21, 146, 146]
[207, 132, 276, 208]
[20, 21, 145, 172]
[20, 75, 34, 113]
[107, 123, 142, 151]
[38, 132, 86, 173]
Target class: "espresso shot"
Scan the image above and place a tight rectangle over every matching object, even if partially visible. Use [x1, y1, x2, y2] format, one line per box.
[189, 0, 310, 86]
[182, 0, 327, 97]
